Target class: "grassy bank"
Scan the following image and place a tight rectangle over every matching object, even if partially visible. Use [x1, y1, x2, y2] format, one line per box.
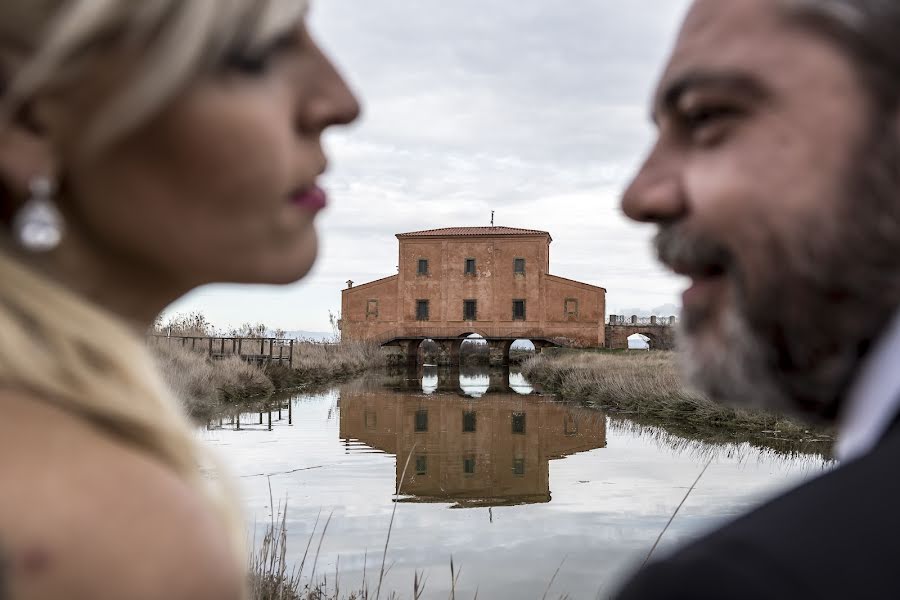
[522, 351, 834, 455]
[152, 340, 385, 421]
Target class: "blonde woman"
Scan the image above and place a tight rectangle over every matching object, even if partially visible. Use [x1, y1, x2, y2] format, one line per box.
[0, 1, 359, 598]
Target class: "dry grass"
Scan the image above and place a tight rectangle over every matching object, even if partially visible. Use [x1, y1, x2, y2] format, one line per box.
[151, 341, 385, 421]
[522, 351, 834, 455]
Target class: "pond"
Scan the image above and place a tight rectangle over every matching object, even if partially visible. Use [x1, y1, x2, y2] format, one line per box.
[200, 366, 830, 599]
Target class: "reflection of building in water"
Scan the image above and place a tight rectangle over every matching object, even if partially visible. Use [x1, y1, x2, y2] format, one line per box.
[339, 388, 606, 507]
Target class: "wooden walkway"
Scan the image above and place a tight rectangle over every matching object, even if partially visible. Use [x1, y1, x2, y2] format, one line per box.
[148, 335, 294, 368]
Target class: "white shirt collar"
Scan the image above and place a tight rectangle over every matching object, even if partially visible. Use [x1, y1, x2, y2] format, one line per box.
[835, 309, 900, 462]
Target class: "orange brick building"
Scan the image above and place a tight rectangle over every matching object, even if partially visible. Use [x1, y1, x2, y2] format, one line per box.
[340, 227, 606, 348]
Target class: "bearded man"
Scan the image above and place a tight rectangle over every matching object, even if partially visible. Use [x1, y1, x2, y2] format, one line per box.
[615, 0, 900, 598]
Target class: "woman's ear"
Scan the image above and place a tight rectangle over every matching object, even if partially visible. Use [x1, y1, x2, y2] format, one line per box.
[0, 53, 57, 224]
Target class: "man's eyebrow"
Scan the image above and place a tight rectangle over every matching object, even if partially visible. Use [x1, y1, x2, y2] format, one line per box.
[651, 71, 770, 123]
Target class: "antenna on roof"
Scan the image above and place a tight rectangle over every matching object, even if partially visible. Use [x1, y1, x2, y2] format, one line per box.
[491, 210, 495, 227]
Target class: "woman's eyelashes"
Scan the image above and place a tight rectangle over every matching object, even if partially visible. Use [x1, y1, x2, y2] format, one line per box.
[225, 30, 300, 76]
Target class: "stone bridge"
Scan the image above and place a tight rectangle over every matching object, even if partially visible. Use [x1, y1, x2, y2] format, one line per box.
[604, 315, 678, 350]
[377, 326, 566, 367]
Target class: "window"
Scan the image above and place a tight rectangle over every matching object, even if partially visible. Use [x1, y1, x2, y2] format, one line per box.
[463, 410, 477, 433]
[512, 412, 526, 434]
[365, 410, 377, 430]
[513, 299, 526, 321]
[512, 458, 526, 476]
[564, 298, 578, 318]
[417, 258, 429, 275]
[366, 299, 379, 319]
[463, 455, 476, 474]
[463, 299, 477, 321]
[415, 455, 428, 475]
[416, 300, 430, 321]
[464, 258, 476, 275]
[513, 258, 526, 274]
[415, 409, 428, 432]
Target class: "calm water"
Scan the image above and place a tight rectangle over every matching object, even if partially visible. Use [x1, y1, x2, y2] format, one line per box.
[201, 367, 829, 599]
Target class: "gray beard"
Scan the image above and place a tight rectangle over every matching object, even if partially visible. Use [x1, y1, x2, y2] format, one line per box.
[673, 124, 900, 424]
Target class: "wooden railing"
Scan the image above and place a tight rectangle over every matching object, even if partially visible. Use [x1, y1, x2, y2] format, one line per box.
[147, 335, 294, 368]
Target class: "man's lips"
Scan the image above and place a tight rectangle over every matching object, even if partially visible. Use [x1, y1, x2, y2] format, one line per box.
[290, 185, 327, 212]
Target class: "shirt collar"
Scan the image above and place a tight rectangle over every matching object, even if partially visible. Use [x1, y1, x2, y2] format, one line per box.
[835, 308, 900, 462]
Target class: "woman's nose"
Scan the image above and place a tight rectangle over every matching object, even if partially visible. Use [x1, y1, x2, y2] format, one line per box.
[304, 48, 361, 133]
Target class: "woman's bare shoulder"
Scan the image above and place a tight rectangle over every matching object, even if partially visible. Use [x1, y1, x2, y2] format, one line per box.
[0, 388, 243, 600]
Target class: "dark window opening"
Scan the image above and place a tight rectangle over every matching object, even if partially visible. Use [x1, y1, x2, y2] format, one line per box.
[415, 409, 428, 432]
[514, 258, 526, 274]
[513, 299, 526, 321]
[416, 300, 430, 321]
[464, 258, 476, 275]
[513, 458, 526, 476]
[463, 410, 477, 433]
[463, 455, 476, 474]
[415, 455, 427, 475]
[417, 259, 429, 275]
[512, 412, 526, 434]
[366, 299, 379, 319]
[463, 300, 477, 321]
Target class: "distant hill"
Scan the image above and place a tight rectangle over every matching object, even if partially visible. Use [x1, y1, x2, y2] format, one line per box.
[282, 330, 334, 342]
[614, 303, 680, 318]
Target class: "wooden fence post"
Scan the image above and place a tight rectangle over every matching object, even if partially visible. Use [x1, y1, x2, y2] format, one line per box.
[289, 339, 294, 369]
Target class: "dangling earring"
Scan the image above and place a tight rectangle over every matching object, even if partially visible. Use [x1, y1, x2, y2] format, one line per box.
[12, 176, 64, 252]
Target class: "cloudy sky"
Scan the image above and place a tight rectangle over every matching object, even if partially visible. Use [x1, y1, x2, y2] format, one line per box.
[166, 0, 694, 333]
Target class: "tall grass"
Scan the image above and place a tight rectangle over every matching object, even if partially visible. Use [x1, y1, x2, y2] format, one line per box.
[151, 340, 385, 421]
[522, 351, 834, 455]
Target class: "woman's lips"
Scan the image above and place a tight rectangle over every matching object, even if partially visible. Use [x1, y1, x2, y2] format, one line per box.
[291, 185, 327, 212]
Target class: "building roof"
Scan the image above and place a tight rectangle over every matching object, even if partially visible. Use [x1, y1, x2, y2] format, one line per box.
[396, 226, 552, 241]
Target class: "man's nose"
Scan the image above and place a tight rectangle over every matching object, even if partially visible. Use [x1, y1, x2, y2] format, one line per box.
[621, 152, 686, 224]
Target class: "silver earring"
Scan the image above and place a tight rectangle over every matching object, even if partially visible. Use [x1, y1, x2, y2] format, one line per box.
[12, 177, 64, 252]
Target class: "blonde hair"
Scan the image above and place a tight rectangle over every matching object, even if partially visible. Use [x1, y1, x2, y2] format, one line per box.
[0, 0, 310, 586]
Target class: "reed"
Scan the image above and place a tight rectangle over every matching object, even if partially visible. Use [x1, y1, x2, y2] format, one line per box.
[521, 351, 834, 454]
[151, 340, 386, 421]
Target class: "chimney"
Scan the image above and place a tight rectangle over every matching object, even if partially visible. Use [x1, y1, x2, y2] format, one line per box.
[346, 280, 354, 289]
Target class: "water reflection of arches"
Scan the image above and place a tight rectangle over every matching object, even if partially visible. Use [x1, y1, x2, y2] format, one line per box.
[400, 365, 542, 396]
[458, 371, 490, 398]
[339, 383, 606, 508]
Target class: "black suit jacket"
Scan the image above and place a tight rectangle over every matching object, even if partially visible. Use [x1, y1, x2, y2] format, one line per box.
[615, 421, 900, 599]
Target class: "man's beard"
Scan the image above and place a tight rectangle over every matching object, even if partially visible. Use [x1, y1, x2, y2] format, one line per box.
[657, 123, 900, 424]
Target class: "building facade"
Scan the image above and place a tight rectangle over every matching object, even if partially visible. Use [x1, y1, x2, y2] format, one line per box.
[341, 227, 606, 347]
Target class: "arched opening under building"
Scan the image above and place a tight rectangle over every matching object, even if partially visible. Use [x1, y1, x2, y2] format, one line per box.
[509, 339, 536, 364]
[459, 333, 490, 365]
[419, 338, 440, 365]
[627, 333, 652, 350]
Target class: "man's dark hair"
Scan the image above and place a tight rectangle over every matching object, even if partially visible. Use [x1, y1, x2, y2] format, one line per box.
[789, 1, 900, 110]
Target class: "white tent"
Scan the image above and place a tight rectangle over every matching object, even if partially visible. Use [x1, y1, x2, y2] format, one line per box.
[628, 333, 651, 350]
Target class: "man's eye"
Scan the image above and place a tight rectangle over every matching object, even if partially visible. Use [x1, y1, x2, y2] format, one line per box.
[680, 105, 742, 144]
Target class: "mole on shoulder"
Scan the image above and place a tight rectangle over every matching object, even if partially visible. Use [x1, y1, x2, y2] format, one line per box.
[19, 547, 53, 575]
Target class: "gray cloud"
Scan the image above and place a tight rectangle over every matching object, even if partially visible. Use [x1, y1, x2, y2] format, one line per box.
[167, 0, 693, 330]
